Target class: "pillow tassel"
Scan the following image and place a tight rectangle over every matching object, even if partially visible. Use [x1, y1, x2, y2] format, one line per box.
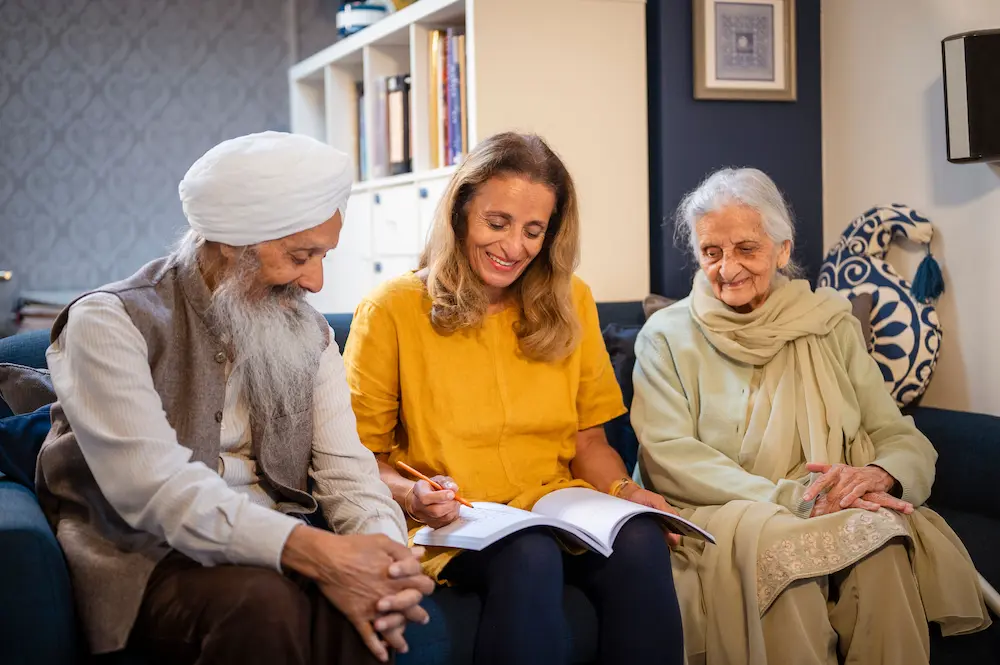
[911, 250, 945, 304]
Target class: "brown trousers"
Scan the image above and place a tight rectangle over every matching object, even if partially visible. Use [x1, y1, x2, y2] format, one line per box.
[129, 552, 393, 665]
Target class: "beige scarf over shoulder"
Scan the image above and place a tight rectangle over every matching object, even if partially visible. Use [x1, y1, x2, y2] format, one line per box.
[673, 272, 991, 665]
[691, 272, 871, 480]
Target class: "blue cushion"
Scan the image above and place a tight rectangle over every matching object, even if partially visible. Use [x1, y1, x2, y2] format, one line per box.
[908, 406, 1000, 519]
[324, 313, 353, 354]
[0, 480, 78, 665]
[601, 323, 642, 473]
[0, 404, 51, 492]
[595, 301, 645, 329]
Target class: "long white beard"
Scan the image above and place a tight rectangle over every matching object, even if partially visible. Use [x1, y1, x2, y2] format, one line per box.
[207, 250, 324, 423]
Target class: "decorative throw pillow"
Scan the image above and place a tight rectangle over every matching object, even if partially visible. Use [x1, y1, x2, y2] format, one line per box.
[818, 204, 943, 407]
[642, 294, 677, 320]
[0, 363, 56, 416]
[0, 404, 51, 491]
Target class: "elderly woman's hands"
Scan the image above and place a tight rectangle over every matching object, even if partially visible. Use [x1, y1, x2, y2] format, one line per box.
[803, 463, 914, 518]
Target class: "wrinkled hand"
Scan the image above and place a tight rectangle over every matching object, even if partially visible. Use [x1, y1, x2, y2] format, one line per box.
[618, 483, 682, 548]
[281, 527, 434, 662]
[371, 551, 436, 656]
[804, 463, 913, 518]
[406, 476, 462, 528]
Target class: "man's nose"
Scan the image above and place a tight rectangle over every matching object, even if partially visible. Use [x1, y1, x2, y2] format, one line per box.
[298, 261, 324, 293]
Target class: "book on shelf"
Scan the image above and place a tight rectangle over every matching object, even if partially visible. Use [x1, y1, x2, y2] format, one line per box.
[445, 28, 463, 166]
[387, 74, 412, 176]
[356, 81, 367, 181]
[413, 487, 715, 556]
[360, 73, 414, 181]
[370, 76, 390, 179]
[429, 28, 468, 168]
[429, 30, 443, 169]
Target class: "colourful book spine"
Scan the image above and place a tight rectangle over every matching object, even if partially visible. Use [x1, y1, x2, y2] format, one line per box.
[357, 81, 367, 180]
[428, 30, 442, 169]
[438, 31, 449, 168]
[446, 29, 462, 165]
[457, 34, 467, 160]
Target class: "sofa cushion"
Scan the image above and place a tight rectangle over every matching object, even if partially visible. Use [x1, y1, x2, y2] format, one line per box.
[909, 407, 1000, 519]
[0, 405, 51, 491]
[601, 323, 642, 473]
[641, 294, 677, 320]
[0, 480, 78, 665]
[323, 313, 354, 354]
[0, 329, 51, 371]
[0, 363, 55, 416]
[929, 506, 1000, 591]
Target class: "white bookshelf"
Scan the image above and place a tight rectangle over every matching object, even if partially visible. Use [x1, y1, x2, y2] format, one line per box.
[290, 0, 650, 314]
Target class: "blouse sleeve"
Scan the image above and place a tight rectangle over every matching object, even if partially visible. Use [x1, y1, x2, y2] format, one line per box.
[836, 318, 937, 506]
[342, 298, 400, 455]
[574, 281, 628, 431]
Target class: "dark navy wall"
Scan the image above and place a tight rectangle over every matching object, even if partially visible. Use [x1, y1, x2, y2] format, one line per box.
[647, 0, 824, 298]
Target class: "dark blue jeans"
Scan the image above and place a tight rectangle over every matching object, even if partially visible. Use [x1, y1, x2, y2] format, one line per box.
[441, 516, 684, 665]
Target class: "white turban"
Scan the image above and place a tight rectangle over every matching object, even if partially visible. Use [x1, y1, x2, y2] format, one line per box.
[178, 131, 353, 246]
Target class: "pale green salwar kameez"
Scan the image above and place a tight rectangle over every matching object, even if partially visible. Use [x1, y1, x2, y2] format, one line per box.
[632, 274, 990, 665]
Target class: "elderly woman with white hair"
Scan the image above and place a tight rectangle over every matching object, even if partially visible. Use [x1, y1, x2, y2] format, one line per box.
[631, 167, 991, 665]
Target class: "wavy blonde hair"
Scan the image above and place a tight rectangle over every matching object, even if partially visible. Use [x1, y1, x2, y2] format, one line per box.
[420, 132, 581, 362]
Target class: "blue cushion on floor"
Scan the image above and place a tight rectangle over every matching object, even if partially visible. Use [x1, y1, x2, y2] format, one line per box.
[0, 404, 51, 492]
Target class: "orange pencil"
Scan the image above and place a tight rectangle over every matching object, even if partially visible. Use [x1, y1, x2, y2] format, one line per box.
[396, 461, 474, 509]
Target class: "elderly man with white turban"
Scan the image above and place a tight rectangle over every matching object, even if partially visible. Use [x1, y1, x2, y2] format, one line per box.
[35, 132, 432, 665]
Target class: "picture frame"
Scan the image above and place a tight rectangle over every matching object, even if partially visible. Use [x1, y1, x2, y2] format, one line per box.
[693, 0, 797, 102]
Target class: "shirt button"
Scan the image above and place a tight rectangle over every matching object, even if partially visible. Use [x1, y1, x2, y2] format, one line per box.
[215, 351, 226, 364]
[215, 411, 223, 423]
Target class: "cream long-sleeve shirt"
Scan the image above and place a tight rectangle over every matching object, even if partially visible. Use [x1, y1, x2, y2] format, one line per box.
[47, 292, 407, 572]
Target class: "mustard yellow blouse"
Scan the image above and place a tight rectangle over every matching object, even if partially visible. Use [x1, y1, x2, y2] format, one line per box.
[343, 272, 626, 577]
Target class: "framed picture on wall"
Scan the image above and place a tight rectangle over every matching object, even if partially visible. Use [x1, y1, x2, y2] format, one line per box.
[693, 0, 797, 101]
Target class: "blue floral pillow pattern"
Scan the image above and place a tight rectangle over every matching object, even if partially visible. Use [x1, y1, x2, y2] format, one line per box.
[818, 205, 942, 407]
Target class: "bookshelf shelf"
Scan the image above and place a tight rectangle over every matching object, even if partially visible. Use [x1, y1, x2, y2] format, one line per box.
[350, 165, 457, 193]
[290, 0, 465, 81]
[290, 0, 650, 314]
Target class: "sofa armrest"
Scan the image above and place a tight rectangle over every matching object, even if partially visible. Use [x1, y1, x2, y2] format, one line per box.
[907, 406, 1000, 519]
[0, 480, 78, 665]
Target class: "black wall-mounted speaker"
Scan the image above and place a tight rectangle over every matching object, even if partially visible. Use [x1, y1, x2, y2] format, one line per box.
[942, 28, 1000, 164]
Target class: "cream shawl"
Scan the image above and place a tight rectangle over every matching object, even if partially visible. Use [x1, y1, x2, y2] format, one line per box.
[669, 273, 990, 665]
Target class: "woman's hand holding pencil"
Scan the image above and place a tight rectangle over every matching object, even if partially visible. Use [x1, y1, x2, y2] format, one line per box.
[396, 461, 472, 529]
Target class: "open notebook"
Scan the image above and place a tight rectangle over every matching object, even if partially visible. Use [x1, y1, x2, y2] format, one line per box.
[413, 487, 715, 556]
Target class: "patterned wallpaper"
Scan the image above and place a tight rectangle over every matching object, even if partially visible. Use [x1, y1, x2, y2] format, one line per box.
[0, 0, 342, 322]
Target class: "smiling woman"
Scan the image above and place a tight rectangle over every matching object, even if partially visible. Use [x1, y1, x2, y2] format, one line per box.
[342, 132, 686, 665]
[419, 131, 582, 362]
[631, 167, 991, 665]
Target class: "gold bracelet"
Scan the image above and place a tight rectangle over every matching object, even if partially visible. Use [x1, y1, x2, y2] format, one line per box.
[609, 477, 634, 498]
[403, 485, 426, 524]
